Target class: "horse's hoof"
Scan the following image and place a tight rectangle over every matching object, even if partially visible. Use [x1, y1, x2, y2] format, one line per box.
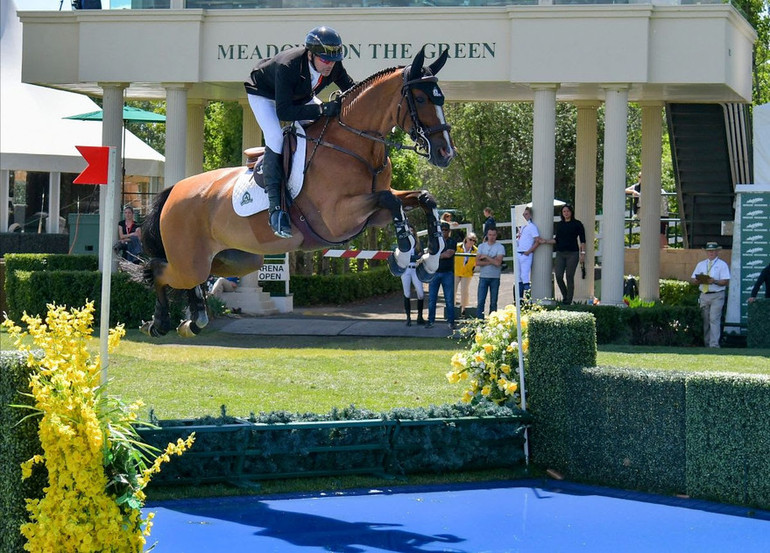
[177, 320, 201, 338]
[140, 320, 167, 338]
[416, 263, 437, 283]
[387, 253, 406, 276]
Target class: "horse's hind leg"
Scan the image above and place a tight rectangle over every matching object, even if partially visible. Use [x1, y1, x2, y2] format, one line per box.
[375, 190, 414, 276]
[140, 259, 172, 337]
[177, 284, 209, 338]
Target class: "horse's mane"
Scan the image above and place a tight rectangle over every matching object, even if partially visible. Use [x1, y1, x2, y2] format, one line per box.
[340, 65, 404, 109]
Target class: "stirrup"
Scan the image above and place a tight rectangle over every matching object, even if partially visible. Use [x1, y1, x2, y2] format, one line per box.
[269, 208, 292, 239]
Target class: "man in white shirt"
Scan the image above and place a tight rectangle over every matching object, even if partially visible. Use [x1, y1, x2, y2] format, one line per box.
[476, 227, 506, 318]
[691, 242, 731, 348]
[516, 206, 540, 299]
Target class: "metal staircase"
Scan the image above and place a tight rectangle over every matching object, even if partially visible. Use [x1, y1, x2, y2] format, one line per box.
[666, 103, 753, 249]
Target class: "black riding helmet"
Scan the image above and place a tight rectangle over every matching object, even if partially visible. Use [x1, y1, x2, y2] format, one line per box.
[305, 26, 344, 62]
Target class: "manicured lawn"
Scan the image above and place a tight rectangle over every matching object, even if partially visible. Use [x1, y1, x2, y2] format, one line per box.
[102, 329, 770, 420]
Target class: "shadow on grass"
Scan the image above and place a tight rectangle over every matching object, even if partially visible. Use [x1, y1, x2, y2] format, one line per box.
[121, 327, 462, 352]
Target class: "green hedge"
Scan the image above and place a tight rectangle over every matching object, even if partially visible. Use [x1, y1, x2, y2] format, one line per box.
[566, 367, 688, 494]
[527, 344, 770, 509]
[526, 311, 596, 471]
[552, 303, 702, 346]
[685, 373, 770, 507]
[0, 351, 45, 553]
[261, 267, 402, 305]
[139, 403, 531, 485]
[747, 299, 770, 348]
[659, 279, 700, 306]
[5, 270, 155, 329]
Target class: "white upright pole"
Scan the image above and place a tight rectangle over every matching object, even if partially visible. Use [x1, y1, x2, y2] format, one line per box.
[99, 146, 118, 384]
[511, 222, 529, 465]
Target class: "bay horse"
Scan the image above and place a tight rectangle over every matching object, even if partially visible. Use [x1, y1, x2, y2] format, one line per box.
[140, 46, 455, 337]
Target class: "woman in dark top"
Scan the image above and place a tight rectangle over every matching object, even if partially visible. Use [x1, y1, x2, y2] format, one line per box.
[244, 26, 355, 239]
[540, 204, 586, 305]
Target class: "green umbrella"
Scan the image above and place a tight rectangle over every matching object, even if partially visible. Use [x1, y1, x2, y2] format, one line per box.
[64, 105, 166, 123]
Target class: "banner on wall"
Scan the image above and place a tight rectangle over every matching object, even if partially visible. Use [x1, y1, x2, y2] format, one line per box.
[726, 185, 770, 335]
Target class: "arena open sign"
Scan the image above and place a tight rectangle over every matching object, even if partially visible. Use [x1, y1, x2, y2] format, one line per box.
[258, 254, 288, 281]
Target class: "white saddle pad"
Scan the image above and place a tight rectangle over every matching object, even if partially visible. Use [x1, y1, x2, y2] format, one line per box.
[232, 123, 307, 217]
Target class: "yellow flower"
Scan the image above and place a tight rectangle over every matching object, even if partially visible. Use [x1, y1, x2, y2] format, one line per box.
[500, 364, 511, 375]
[446, 370, 461, 384]
[481, 385, 491, 396]
[482, 343, 494, 354]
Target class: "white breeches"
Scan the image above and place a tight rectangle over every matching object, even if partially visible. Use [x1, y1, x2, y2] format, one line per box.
[401, 267, 424, 299]
[248, 94, 322, 153]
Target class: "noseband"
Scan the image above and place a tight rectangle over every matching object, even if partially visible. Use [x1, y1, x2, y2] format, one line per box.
[398, 67, 452, 158]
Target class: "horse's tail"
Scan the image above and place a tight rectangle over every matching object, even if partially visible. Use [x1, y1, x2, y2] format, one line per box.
[141, 186, 173, 261]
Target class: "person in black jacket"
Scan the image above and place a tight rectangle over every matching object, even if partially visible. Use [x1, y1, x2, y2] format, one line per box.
[748, 263, 770, 303]
[244, 26, 355, 238]
[539, 203, 587, 305]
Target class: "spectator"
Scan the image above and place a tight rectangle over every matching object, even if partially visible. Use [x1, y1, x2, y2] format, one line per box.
[516, 206, 540, 299]
[116, 206, 142, 263]
[748, 262, 770, 303]
[539, 204, 586, 305]
[426, 222, 456, 329]
[454, 232, 478, 318]
[482, 207, 495, 242]
[401, 226, 426, 326]
[209, 276, 238, 299]
[691, 242, 730, 348]
[476, 227, 505, 318]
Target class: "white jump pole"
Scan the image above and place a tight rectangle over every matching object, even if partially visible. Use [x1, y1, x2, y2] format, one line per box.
[510, 216, 529, 466]
[99, 146, 118, 384]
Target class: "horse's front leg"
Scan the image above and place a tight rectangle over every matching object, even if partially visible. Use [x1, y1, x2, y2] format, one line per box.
[415, 191, 445, 283]
[375, 190, 414, 276]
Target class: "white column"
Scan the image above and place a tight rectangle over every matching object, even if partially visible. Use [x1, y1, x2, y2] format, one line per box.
[47, 172, 61, 233]
[639, 102, 664, 301]
[241, 99, 263, 162]
[600, 86, 629, 306]
[574, 101, 600, 304]
[100, 83, 127, 266]
[530, 85, 558, 301]
[186, 98, 205, 177]
[0, 169, 9, 231]
[164, 84, 189, 189]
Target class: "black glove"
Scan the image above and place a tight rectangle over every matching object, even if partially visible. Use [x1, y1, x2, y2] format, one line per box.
[321, 100, 340, 117]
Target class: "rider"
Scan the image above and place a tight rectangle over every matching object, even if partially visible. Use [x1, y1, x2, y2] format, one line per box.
[244, 26, 356, 239]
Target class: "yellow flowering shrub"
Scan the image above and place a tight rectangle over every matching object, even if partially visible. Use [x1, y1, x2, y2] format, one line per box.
[2, 303, 194, 553]
[447, 304, 533, 406]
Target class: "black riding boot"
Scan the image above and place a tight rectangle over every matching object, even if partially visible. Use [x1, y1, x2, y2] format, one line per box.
[416, 298, 425, 325]
[404, 296, 412, 326]
[263, 147, 292, 238]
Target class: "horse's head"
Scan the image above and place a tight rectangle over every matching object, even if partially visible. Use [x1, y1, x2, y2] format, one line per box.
[400, 46, 455, 168]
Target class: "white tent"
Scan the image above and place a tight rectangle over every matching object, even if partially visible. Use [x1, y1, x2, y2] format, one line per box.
[0, 0, 163, 230]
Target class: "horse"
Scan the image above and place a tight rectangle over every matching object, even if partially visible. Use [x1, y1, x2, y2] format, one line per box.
[140, 46, 455, 337]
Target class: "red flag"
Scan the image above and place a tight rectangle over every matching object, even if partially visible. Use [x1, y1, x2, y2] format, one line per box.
[73, 146, 110, 185]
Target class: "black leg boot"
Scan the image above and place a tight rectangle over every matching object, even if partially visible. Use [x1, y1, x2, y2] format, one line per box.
[263, 147, 292, 238]
[404, 296, 412, 326]
[416, 298, 425, 325]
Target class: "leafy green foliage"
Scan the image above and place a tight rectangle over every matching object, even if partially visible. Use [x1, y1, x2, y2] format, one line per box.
[261, 267, 402, 305]
[204, 101, 244, 171]
[0, 351, 45, 553]
[137, 402, 530, 485]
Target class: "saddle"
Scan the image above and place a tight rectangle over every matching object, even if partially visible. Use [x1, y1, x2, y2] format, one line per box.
[244, 126, 298, 191]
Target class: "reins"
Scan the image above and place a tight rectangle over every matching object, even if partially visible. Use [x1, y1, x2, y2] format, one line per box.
[296, 65, 450, 192]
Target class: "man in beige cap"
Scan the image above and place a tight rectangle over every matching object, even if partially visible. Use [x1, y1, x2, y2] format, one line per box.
[691, 242, 731, 348]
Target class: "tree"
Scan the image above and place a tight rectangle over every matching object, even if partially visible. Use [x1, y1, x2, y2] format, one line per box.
[731, 0, 770, 105]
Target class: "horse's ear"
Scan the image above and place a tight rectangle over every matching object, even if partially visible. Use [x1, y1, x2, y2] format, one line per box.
[409, 46, 426, 80]
[428, 48, 449, 76]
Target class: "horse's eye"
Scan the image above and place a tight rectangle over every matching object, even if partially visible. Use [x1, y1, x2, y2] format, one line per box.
[415, 96, 427, 104]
